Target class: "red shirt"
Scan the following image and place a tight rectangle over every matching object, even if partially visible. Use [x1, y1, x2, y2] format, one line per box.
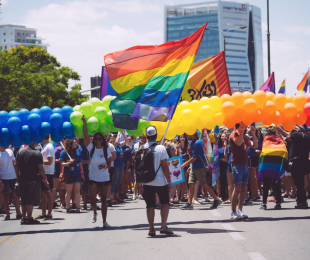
[229, 131, 251, 165]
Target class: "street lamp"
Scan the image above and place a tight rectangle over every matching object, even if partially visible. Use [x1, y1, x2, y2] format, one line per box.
[205, 25, 247, 54]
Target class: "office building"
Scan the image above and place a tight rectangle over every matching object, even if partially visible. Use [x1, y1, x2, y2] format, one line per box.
[0, 24, 49, 50]
[90, 76, 101, 98]
[164, 0, 264, 92]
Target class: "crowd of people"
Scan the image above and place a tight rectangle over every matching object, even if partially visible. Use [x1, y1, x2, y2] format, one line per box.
[1, 118, 310, 236]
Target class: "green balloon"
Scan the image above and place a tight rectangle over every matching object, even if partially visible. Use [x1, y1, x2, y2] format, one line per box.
[88, 129, 98, 135]
[94, 106, 108, 121]
[89, 97, 102, 112]
[98, 121, 112, 135]
[127, 128, 143, 137]
[73, 105, 81, 112]
[114, 100, 136, 113]
[74, 125, 84, 138]
[137, 119, 150, 131]
[70, 111, 83, 126]
[87, 116, 99, 132]
[80, 102, 93, 119]
[101, 95, 115, 111]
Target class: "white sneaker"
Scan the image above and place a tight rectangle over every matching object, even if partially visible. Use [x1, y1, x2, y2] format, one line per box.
[138, 195, 143, 200]
[103, 221, 111, 228]
[237, 210, 248, 219]
[91, 213, 98, 223]
[230, 211, 242, 220]
[132, 194, 136, 200]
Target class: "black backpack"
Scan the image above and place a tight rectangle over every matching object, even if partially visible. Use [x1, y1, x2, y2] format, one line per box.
[134, 143, 161, 183]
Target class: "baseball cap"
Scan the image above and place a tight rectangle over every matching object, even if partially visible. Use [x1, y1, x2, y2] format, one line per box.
[146, 126, 157, 137]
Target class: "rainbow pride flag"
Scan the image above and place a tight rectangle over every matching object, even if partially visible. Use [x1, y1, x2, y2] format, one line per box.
[104, 24, 207, 130]
[297, 71, 309, 92]
[278, 80, 285, 94]
[258, 135, 288, 181]
[259, 72, 275, 93]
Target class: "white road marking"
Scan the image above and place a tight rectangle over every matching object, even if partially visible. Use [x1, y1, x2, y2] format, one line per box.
[221, 223, 244, 240]
[210, 209, 221, 216]
[247, 252, 266, 260]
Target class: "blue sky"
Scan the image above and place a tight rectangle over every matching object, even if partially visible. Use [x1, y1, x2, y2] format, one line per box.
[1, 0, 310, 95]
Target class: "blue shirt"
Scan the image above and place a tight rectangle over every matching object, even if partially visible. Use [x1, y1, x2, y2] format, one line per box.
[124, 147, 132, 167]
[227, 145, 232, 164]
[218, 146, 228, 164]
[247, 136, 263, 157]
[78, 144, 89, 172]
[114, 144, 124, 167]
[190, 138, 205, 169]
[60, 150, 82, 176]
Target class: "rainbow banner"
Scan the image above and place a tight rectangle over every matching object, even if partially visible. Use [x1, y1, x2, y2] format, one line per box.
[100, 66, 117, 100]
[259, 72, 275, 93]
[180, 51, 231, 102]
[278, 79, 285, 94]
[297, 71, 309, 92]
[104, 24, 207, 130]
[258, 135, 288, 181]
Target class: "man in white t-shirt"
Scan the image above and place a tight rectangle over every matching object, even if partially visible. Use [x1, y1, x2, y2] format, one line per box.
[133, 134, 146, 200]
[0, 145, 22, 220]
[37, 135, 55, 219]
[142, 126, 174, 236]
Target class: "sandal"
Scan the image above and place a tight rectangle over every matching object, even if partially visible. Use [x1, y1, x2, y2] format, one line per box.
[192, 200, 202, 205]
[223, 200, 231, 204]
[61, 204, 66, 209]
[75, 208, 80, 213]
[66, 207, 76, 213]
[111, 199, 119, 205]
[148, 228, 156, 237]
[20, 218, 29, 225]
[160, 226, 174, 235]
[27, 218, 40, 224]
[169, 199, 174, 206]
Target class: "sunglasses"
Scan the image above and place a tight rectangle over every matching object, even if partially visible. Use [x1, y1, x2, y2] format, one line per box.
[94, 138, 102, 141]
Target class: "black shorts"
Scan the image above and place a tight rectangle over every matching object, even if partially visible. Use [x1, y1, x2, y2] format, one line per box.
[227, 164, 232, 173]
[89, 180, 110, 187]
[109, 167, 115, 184]
[20, 181, 40, 206]
[142, 185, 169, 208]
[248, 156, 259, 168]
[81, 171, 90, 191]
[2, 179, 17, 193]
[41, 175, 54, 191]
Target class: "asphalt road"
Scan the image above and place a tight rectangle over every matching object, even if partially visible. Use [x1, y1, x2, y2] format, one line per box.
[0, 195, 310, 260]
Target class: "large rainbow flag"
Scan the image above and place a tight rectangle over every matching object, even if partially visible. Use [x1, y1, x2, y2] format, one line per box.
[278, 79, 285, 94]
[297, 71, 309, 92]
[104, 24, 207, 130]
[258, 135, 288, 181]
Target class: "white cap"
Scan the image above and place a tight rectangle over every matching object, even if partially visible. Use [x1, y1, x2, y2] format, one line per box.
[146, 126, 157, 137]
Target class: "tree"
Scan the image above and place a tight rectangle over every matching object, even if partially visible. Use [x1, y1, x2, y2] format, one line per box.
[0, 46, 89, 111]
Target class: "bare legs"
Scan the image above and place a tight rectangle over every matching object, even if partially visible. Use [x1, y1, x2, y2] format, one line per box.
[249, 167, 259, 198]
[3, 191, 21, 217]
[146, 204, 169, 230]
[41, 190, 53, 216]
[231, 183, 247, 212]
[227, 171, 234, 202]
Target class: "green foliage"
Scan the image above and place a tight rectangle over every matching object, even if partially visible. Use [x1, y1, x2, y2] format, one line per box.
[0, 46, 89, 111]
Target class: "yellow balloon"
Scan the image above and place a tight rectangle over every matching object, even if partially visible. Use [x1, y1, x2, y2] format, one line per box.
[205, 119, 216, 130]
[156, 134, 163, 142]
[209, 96, 222, 113]
[189, 100, 202, 112]
[213, 112, 224, 126]
[165, 131, 176, 141]
[200, 97, 210, 106]
[151, 121, 165, 135]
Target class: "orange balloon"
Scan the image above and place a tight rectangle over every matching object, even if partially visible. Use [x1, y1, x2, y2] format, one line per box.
[282, 119, 296, 131]
[264, 101, 276, 114]
[250, 110, 261, 123]
[233, 108, 246, 124]
[257, 109, 265, 123]
[222, 101, 235, 116]
[213, 112, 224, 126]
[253, 90, 267, 108]
[283, 103, 297, 117]
[286, 95, 294, 103]
[266, 92, 275, 101]
[243, 91, 253, 100]
[293, 94, 307, 111]
[223, 116, 235, 129]
[275, 111, 284, 125]
[262, 113, 275, 126]
[220, 94, 231, 104]
[296, 111, 307, 125]
[243, 114, 254, 125]
[273, 94, 287, 111]
[231, 92, 244, 108]
[244, 98, 258, 113]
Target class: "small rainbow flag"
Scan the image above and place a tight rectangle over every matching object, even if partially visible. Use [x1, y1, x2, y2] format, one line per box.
[278, 80, 285, 94]
[297, 71, 309, 92]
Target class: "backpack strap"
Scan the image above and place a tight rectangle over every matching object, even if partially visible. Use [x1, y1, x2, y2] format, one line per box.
[149, 143, 161, 175]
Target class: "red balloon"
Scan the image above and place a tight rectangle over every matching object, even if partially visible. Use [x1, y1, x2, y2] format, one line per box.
[306, 116, 310, 127]
[304, 103, 310, 116]
[305, 93, 310, 103]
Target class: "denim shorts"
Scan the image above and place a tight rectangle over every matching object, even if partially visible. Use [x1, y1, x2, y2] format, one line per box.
[66, 175, 81, 184]
[2, 179, 17, 193]
[232, 164, 249, 185]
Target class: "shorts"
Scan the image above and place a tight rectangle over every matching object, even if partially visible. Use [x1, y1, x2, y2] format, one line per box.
[109, 167, 115, 184]
[227, 164, 232, 173]
[188, 168, 207, 185]
[2, 179, 17, 193]
[89, 180, 110, 187]
[248, 156, 259, 168]
[142, 185, 169, 208]
[284, 171, 291, 176]
[66, 175, 81, 184]
[20, 181, 40, 206]
[81, 171, 90, 191]
[232, 164, 249, 185]
[41, 175, 54, 191]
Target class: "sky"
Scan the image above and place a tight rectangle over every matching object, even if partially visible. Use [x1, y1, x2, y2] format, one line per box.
[1, 0, 310, 96]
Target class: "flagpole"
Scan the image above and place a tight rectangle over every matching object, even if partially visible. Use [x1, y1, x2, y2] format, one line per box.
[160, 120, 172, 145]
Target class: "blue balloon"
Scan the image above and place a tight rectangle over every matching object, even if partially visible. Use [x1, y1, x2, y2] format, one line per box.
[65, 133, 76, 140]
[61, 122, 74, 136]
[51, 127, 63, 143]
[32, 128, 45, 144]
[0, 128, 11, 140]
[23, 136, 34, 146]
[18, 109, 30, 125]
[0, 138, 10, 148]
[9, 110, 19, 117]
[52, 107, 62, 114]
[0, 111, 10, 128]
[49, 113, 63, 128]
[7, 117, 22, 132]
[10, 132, 23, 148]
[30, 108, 40, 114]
[27, 114, 42, 129]
[21, 125, 33, 138]
[61, 106, 74, 122]
[39, 106, 53, 123]
[40, 122, 52, 135]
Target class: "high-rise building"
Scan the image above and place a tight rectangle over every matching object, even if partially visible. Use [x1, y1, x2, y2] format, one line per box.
[90, 76, 101, 98]
[164, 0, 264, 92]
[0, 24, 49, 50]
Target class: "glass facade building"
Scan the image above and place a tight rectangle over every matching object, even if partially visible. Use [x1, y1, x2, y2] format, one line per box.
[164, 1, 264, 92]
